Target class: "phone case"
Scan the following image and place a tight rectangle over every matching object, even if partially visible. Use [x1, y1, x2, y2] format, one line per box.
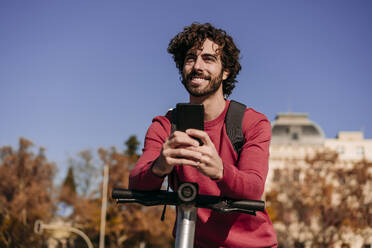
[175, 103, 204, 132]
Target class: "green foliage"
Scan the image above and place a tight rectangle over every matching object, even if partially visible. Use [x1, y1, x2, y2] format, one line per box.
[125, 135, 140, 157]
[60, 166, 77, 205]
[63, 166, 76, 194]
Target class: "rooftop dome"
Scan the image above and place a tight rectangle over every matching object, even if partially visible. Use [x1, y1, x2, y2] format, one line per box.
[271, 112, 325, 146]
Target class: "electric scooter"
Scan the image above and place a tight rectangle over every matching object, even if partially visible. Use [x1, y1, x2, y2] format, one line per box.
[112, 182, 265, 248]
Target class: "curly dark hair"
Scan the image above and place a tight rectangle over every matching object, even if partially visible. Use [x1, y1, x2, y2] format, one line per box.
[167, 23, 241, 97]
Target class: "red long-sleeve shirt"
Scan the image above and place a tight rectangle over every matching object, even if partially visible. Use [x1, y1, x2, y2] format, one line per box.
[129, 100, 277, 248]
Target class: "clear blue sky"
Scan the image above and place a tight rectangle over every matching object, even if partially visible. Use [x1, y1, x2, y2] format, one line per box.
[1, 0, 371, 182]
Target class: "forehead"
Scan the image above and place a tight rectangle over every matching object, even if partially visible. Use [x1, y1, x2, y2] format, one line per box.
[187, 39, 221, 56]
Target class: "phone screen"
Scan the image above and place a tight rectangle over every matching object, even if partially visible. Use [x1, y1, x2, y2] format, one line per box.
[176, 103, 204, 131]
[176, 103, 204, 145]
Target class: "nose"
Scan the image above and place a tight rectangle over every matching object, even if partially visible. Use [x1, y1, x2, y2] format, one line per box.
[193, 56, 204, 72]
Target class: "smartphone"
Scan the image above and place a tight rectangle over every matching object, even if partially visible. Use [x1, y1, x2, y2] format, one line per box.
[176, 103, 204, 145]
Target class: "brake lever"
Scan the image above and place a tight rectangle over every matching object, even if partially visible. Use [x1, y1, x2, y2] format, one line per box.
[202, 201, 257, 216]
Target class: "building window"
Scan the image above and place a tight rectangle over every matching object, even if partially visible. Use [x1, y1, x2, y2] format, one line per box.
[356, 146, 365, 156]
[302, 125, 319, 135]
[292, 133, 299, 140]
[336, 146, 345, 154]
[272, 125, 290, 136]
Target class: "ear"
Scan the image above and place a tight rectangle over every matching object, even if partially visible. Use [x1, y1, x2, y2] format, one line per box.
[222, 69, 230, 81]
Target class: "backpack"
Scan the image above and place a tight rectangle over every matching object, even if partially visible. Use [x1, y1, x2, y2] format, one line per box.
[169, 100, 247, 158]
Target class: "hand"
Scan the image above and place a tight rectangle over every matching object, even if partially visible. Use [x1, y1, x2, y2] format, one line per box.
[185, 129, 224, 180]
[152, 131, 202, 177]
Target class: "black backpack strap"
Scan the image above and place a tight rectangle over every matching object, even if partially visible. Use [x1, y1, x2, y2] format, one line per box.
[170, 108, 177, 135]
[225, 100, 246, 158]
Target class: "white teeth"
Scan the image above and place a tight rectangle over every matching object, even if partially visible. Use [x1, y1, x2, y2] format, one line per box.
[192, 77, 206, 82]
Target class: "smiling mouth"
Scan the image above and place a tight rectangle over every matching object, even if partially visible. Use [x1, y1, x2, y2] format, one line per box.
[191, 77, 207, 83]
[189, 75, 210, 85]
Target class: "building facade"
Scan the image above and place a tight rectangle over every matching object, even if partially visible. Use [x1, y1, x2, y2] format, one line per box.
[267, 112, 372, 248]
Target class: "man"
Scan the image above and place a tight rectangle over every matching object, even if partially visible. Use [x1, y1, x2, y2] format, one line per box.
[129, 23, 277, 248]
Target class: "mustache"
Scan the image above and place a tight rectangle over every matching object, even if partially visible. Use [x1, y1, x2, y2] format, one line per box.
[186, 70, 211, 81]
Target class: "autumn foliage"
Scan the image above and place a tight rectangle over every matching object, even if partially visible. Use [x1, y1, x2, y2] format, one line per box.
[4, 136, 371, 247]
[0, 136, 175, 247]
[0, 138, 56, 247]
[266, 151, 372, 247]
[66, 146, 175, 247]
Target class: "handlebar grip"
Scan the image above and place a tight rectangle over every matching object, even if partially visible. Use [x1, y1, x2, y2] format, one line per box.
[112, 188, 134, 199]
[112, 188, 179, 206]
[229, 200, 265, 212]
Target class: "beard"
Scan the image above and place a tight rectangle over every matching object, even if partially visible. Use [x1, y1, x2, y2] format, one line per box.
[182, 69, 223, 98]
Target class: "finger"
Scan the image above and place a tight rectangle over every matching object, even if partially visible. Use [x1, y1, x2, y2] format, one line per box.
[185, 144, 209, 151]
[165, 148, 202, 161]
[167, 132, 199, 148]
[185, 129, 212, 146]
[186, 147, 213, 166]
[184, 145, 210, 156]
[199, 155, 211, 165]
[185, 146, 214, 165]
[166, 157, 200, 166]
[194, 162, 208, 173]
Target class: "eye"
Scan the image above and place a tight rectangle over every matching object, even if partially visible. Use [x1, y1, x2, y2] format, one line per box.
[203, 55, 217, 63]
[185, 54, 196, 63]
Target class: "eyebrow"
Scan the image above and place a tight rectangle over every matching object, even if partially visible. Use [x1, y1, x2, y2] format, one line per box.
[185, 52, 218, 60]
[202, 53, 218, 60]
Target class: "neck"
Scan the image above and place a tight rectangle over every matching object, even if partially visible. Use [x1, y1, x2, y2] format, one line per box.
[189, 89, 226, 122]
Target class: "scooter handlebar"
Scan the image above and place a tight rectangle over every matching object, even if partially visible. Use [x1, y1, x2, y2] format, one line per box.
[112, 188, 265, 215]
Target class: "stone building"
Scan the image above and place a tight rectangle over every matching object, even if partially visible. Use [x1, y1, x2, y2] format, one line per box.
[268, 112, 372, 186]
[267, 112, 372, 248]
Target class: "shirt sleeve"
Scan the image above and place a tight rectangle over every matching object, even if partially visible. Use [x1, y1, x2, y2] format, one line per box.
[129, 116, 171, 190]
[216, 110, 271, 200]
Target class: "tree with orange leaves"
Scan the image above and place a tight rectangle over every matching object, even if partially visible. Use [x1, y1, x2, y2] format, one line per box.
[64, 136, 175, 247]
[101, 143, 176, 247]
[0, 138, 56, 247]
[266, 151, 372, 247]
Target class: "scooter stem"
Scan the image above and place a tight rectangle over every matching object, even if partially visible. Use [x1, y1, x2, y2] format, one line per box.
[175, 204, 197, 248]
